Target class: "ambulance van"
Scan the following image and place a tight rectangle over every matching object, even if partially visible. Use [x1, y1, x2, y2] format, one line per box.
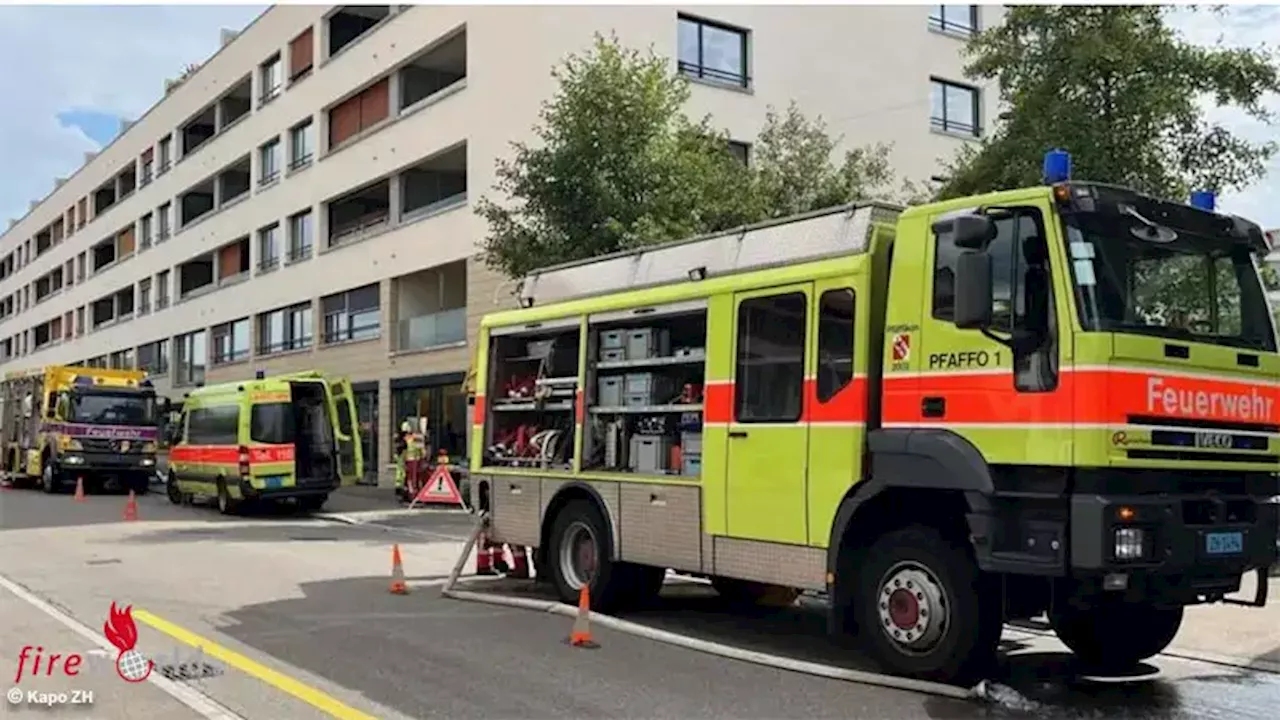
[166, 370, 363, 514]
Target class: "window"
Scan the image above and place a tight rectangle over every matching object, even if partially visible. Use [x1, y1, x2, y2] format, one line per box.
[288, 210, 313, 262]
[109, 348, 135, 370]
[138, 339, 169, 375]
[251, 402, 295, 444]
[734, 292, 806, 422]
[289, 119, 314, 169]
[188, 405, 240, 446]
[138, 277, 152, 315]
[259, 138, 281, 185]
[930, 79, 979, 136]
[259, 302, 313, 354]
[139, 213, 153, 249]
[156, 270, 170, 309]
[157, 203, 171, 240]
[289, 27, 315, 81]
[727, 141, 750, 166]
[257, 223, 281, 271]
[677, 15, 749, 88]
[141, 150, 154, 186]
[933, 208, 1046, 328]
[212, 318, 251, 365]
[158, 136, 172, 173]
[816, 289, 855, 402]
[929, 5, 978, 35]
[260, 53, 282, 103]
[174, 330, 207, 387]
[322, 283, 380, 344]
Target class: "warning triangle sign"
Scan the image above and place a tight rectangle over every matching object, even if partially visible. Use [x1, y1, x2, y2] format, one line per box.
[410, 464, 464, 508]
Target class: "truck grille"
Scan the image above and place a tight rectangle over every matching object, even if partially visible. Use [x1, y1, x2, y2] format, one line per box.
[1124, 415, 1279, 465]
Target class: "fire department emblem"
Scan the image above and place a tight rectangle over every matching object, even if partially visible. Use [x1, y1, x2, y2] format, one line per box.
[891, 333, 911, 362]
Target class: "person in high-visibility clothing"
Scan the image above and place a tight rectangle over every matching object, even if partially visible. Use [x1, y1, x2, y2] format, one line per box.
[394, 421, 410, 501]
[403, 421, 427, 499]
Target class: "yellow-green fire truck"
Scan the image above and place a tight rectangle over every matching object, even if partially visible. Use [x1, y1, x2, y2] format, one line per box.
[468, 151, 1279, 684]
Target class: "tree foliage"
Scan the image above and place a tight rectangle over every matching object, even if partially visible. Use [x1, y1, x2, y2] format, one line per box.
[477, 34, 914, 278]
[938, 6, 1280, 201]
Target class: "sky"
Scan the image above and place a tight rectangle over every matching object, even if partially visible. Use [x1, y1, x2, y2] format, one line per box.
[0, 5, 1277, 234]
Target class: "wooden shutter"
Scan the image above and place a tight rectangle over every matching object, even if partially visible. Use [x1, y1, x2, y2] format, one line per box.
[218, 244, 241, 279]
[118, 226, 136, 255]
[328, 95, 361, 146]
[358, 77, 390, 130]
[290, 27, 314, 79]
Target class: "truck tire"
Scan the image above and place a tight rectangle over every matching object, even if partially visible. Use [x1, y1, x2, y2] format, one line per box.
[299, 494, 329, 512]
[166, 472, 184, 505]
[1050, 600, 1182, 670]
[41, 463, 61, 494]
[854, 524, 1002, 684]
[216, 478, 239, 516]
[549, 499, 647, 612]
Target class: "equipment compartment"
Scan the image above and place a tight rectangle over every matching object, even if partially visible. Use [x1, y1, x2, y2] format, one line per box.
[483, 319, 581, 470]
[583, 301, 707, 476]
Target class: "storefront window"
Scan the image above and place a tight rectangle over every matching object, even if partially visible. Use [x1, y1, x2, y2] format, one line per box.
[392, 379, 468, 463]
[354, 387, 379, 485]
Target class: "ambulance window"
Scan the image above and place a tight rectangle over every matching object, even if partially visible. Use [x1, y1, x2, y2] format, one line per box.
[251, 403, 295, 444]
[816, 288, 855, 403]
[735, 292, 806, 423]
[188, 406, 239, 445]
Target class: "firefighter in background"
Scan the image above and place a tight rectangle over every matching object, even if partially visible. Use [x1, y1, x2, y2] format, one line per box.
[402, 419, 428, 499]
[394, 421, 411, 501]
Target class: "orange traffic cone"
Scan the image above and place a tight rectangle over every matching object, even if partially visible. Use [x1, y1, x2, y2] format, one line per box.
[74, 477, 86, 502]
[389, 544, 409, 595]
[123, 490, 138, 521]
[567, 584, 598, 648]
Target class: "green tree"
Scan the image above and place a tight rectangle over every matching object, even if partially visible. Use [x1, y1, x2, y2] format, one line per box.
[938, 6, 1280, 201]
[477, 35, 910, 278]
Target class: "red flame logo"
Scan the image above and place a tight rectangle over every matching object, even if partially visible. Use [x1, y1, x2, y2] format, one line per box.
[103, 602, 153, 683]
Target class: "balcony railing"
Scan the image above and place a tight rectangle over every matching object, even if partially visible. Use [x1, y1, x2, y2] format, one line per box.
[328, 211, 389, 248]
[397, 307, 466, 351]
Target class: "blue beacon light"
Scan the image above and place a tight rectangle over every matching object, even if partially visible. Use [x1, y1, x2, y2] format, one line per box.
[1043, 149, 1072, 184]
[1189, 190, 1216, 212]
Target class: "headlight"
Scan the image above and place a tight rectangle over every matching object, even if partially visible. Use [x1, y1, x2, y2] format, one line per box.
[1114, 527, 1147, 560]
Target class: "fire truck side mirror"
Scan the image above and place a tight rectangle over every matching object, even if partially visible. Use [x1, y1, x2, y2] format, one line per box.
[945, 214, 997, 251]
[954, 251, 994, 330]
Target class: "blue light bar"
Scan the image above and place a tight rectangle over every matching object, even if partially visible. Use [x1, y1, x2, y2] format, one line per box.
[72, 375, 94, 386]
[1043, 149, 1071, 184]
[1189, 190, 1216, 211]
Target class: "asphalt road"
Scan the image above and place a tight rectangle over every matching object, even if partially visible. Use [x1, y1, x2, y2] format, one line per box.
[3, 485, 1280, 719]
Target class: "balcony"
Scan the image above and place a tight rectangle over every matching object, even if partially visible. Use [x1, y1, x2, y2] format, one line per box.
[178, 254, 215, 299]
[327, 179, 389, 249]
[180, 105, 216, 157]
[179, 178, 216, 227]
[328, 5, 390, 57]
[400, 142, 467, 222]
[218, 155, 251, 207]
[92, 178, 117, 217]
[218, 77, 252, 129]
[398, 28, 467, 112]
[90, 236, 116, 272]
[216, 236, 251, 287]
[394, 260, 467, 351]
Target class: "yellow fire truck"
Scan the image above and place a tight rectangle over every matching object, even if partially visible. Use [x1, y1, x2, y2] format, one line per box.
[1, 365, 163, 495]
[469, 151, 1279, 683]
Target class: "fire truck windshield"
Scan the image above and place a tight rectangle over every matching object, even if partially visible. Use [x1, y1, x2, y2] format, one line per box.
[1062, 211, 1277, 353]
[69, 390, 157, 426]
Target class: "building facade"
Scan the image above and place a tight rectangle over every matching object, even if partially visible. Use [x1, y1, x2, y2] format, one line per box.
[0, 4, 995, 482]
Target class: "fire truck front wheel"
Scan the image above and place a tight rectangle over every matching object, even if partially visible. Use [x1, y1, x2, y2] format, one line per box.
[41, 463, 63, 494]
[547, 499, 654, 613]
[854, 524, 1002, 684]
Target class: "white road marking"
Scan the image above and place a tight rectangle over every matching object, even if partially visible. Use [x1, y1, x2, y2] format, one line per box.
[0, 572, 246, 720]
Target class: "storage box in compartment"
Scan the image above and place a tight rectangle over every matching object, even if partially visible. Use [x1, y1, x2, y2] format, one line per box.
[599, 348, 626, 363]
[681, 453, 702, 477]
[629, 435, 673, 474]
[626, 328, 670, 359]
[525, 339, 556, 358]
[597, 376, 624, 407]
[681, 432, 702, 455]
[600, 330, 627, 350]
[623, 372, 673, 404]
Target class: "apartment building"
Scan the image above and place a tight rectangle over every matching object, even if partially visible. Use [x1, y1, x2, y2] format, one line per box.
[0, 4, 994, 482]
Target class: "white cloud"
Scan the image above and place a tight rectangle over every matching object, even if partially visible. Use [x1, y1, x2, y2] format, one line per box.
[1167, 5, 1280, 230]
[0, 6, 264, 227]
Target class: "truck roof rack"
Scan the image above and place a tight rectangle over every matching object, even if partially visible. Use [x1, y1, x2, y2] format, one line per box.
[516, 201, 902, 308]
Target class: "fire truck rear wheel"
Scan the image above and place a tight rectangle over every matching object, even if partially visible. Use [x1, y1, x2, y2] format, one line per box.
[548, 499, 632, 612]
[855, 524, 1001, 684]
[1050, 599, 1182, 670]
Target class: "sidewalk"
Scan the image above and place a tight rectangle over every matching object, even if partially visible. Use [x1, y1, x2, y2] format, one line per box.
[1167, 572, 1280, 673]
